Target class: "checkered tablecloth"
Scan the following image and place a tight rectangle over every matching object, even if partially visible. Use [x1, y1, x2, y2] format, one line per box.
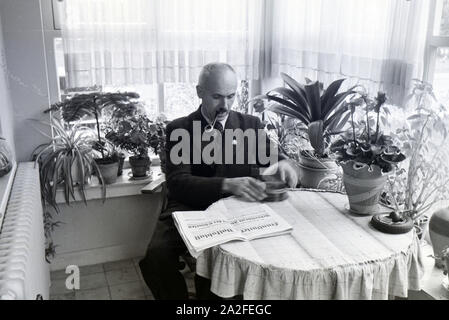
[195, 190, 425, 300]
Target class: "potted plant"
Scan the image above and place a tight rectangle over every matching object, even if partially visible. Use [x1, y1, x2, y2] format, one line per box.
[32, 115, 106, 211]
[104, 109, 155, 178]
[330, 91, 406, 215]
[380, 80, 449, 250]
[46, 91, 140, 181]
[90, 139, 122, 184]
[253, 73, 355, 188]
[259, 112, 306, 163]
[148, 113, 170, 173]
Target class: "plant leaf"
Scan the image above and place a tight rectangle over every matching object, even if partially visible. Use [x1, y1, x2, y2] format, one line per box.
[267, 103, 310, 126]
[304, 81, 321, 121]
[268, 87, 311, 121]
[308, 120, 324, 155]
[320, 79, 346, 117]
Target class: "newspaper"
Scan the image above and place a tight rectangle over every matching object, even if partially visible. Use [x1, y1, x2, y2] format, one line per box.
[172, 203, 292, 258]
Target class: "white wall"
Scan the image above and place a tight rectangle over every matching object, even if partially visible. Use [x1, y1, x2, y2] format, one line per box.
[50, 193, 163, 271]
[0, 12, 16, 158]
[0, 0, 60, 162]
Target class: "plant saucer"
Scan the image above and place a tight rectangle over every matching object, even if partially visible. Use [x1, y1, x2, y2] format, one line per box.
[344, 203, 380, 216]
[128, 171, 152, 181]
[370, 213, 414, 234]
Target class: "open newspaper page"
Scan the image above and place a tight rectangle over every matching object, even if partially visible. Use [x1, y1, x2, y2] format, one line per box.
[172, 210, 244, 258]
[173, 204, 293, 258]
[226, 203, 293, 240]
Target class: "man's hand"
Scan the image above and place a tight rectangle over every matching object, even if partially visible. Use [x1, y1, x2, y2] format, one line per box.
[262, 159, 300, 188]
[222, 177, 267, 202]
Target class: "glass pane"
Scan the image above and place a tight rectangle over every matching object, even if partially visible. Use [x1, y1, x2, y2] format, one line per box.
[434, 0, 449, 36]
[164, 83, 200, 120]
[54, 38, 65, 78]
[432, 47, 449, 105]
[103, 84, 158, 117]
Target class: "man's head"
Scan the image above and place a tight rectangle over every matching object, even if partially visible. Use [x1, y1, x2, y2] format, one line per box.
[196, 63, 238, 122]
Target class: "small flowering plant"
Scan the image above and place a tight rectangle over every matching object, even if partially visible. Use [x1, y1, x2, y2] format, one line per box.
[103, 102, 166, 158]
[330, 90, 406, 173]
[148, 113, 170, 156]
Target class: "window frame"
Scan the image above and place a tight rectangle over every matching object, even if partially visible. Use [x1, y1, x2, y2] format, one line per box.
[424, 0, 449, 83]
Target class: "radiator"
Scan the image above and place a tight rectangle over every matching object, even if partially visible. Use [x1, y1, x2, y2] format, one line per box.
[0, 162, 50, 300]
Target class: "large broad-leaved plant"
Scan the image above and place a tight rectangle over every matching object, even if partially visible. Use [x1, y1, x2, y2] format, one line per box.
[252, 73, 356, 157]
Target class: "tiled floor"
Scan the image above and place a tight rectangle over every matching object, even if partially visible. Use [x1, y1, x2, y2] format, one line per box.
[50, 257, 196, 300]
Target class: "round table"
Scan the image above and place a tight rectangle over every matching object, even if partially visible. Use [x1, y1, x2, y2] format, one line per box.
[195, 190, 424, 300]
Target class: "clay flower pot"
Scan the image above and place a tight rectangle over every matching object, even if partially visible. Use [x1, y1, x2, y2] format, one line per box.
[129, 156, 151, 177]
[340, 160, 388, 215]
[297, 151, 340, 189]
[94, 158, 119, 185]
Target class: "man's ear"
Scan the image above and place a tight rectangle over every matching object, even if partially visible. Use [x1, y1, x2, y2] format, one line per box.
[196, 85, 204, 99]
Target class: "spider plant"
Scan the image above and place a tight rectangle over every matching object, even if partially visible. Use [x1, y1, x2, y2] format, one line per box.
[32, 115, 106, 212]
[253, 73, 356, 158]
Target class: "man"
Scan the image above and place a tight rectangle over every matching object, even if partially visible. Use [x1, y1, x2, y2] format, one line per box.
[139, 63, 298, 300]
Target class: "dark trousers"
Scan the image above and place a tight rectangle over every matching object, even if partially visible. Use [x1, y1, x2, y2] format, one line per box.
[139, 202, 220, 300]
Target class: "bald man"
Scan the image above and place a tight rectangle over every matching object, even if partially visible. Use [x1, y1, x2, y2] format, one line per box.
[139, 63, 298, 300]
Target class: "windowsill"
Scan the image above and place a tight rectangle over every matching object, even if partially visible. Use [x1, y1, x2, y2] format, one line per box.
[55, 165, 164, 204]
[0, 162, 17, 228]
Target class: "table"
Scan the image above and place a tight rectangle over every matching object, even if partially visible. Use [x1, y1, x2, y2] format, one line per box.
[196, 190, 424, 300]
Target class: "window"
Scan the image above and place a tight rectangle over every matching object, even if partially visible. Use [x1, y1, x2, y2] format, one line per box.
[426, 0, 449, 105]
[54, 36, 251, 120]
[54, 37, 193, 119]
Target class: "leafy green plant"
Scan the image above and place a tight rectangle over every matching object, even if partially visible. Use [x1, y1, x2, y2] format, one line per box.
[263, 114, 305, 161]
[104, 105, 156, 158]
[46, 91, 140, 160]
[330, 91, 406, 173]
[148, 113, 170, 156]
[32, 115, 106, 211]
[381, 80, 449, 221]
[253, 73, 356, 157]
[234, 80, 250, 114]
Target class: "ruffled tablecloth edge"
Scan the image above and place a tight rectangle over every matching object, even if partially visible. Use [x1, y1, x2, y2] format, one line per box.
[196, 232, 425, 300]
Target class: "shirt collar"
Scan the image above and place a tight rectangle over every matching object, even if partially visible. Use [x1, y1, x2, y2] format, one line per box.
[200, 105, 229, 128]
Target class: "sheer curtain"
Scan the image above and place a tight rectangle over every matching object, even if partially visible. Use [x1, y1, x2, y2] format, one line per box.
[61, 0, 430, 103]
[62, 0, 264, 88]
[269, 0, 430, 104]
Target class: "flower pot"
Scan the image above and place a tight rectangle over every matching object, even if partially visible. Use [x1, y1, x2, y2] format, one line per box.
[341, 160, 388, 215]
[70, 160, 90, 185]
[94, 159, 119, 184]
[429, 207, 449, 269]
[371, 212, 414, 234]
[129, 156, 151, 177]
[297, 151, 340, 189]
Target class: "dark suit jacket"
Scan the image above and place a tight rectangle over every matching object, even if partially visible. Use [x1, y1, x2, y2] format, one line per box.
[164, 106, 280, 213]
